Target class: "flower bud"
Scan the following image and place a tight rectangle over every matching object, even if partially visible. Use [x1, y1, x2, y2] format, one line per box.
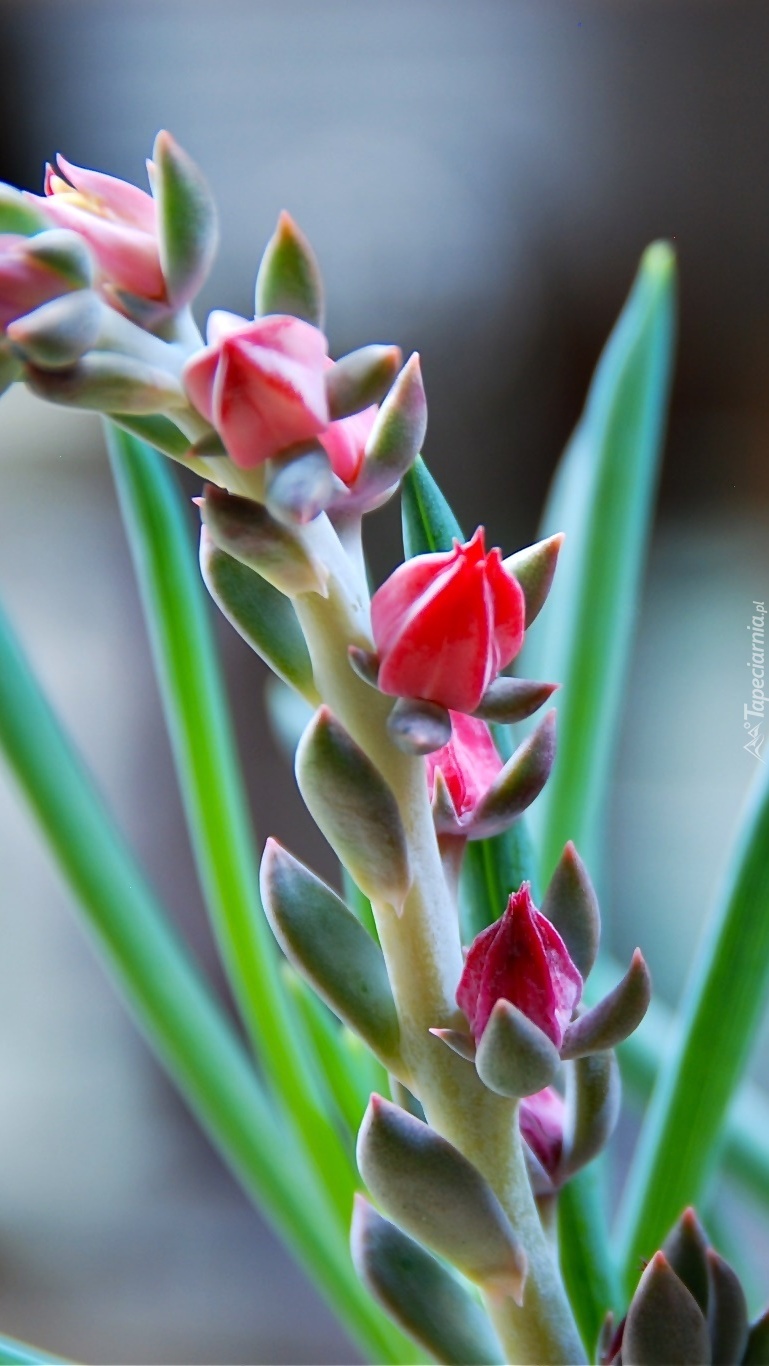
[260, 839, 400, 1060]
[151, 130, 218, 309]
[295, 706, 411, 912]
[319, 402, 378, 486]
[255, 210, 325, 328]
[183, 310, 329, 468]
[457, 883, 582, 1047]
[30, 153, 165, 304]
[371, 527, 525, 714]
[519, 1087, 565, 1193]
[357, 1095, 527, 1301]
[622, 1253, 711, 1366]
[426, 713, 503, 835]
[351, 1196, 505, 1366]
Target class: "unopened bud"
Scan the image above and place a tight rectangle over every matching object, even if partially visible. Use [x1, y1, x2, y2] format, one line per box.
[295, 707, 411, 912]
[623, 1253, 710, 1366]
[255, 210, 325, 328]
[260, 839, 400, 1060]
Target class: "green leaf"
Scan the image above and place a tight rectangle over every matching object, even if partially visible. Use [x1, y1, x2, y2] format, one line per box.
[0, 185, 48, 236]
[152, 130, 218, 307]
[617, 757, 769, 1288]
[352, 1197, 505, 1365]
[107, 411, 191, 459]
[522, 242, 676, 884]
[106, 427, 357, 1223]
[0, 595, 408, 1365]
[401, 454, 463, 558]
[0, 1332, 65, 1364]
[255, 210, 325, 327]
[557, 1168, 623, 1357]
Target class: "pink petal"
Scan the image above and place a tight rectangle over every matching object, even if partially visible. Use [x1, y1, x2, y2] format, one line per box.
[54, 154, 157, 232]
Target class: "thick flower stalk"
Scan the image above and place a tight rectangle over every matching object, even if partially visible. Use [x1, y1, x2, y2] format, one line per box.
[1, 133, 753, 1366]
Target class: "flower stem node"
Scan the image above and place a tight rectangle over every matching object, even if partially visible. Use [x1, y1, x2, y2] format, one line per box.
[200, 482, 329, 597]
[386, 697, 452, 756]
[503, 533, 565, 629]
[255, 210, 325, 329]
[295, 707, 411, 913]
[474, 999, 561, 1099]
[259, 839, 400, 1061]
[199, 530, 316, 699]
[356, 1095, 528, 1303]
[473, 675, 559, 724]
[350, 1196, 505, 1366]
[326, 345, 403, 421]
[540, 841, 601, 980]
[265, 444, 339, 525]
[560, 949, 651, 1060]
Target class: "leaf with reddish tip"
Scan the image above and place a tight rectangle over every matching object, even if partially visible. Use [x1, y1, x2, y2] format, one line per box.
[540, 842, 601, 980]
[351, 1196, 505, 1366]
[471, 710, 556, 838]
[260, 839, 400, 1061]
[707, 1249, 748, 1365]
[623, 1253, 711, 1365]
[255, 210, 325, 327]
[357, 1095, 527, 1300]
[475, 999, 561, 1098]
[326, 344, 402, 420]
[8, 289, 102, 369]
[200, 483, 328, 597]
[473, 676, 558, 725]
[25, 351, 186, 413]
[503, 533, 564, 629]
[152, 130, 218, 308]
[560, 950, 651, 1060]
[296, 707, 411, 911]
[429, 1026, 476, 1062]
[356, 353, 427, 502]
[661, 1208, 711, 1314]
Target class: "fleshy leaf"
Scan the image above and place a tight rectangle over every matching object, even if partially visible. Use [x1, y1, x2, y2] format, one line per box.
[623, 1253, 711, 1366]
[540, 841, 601, 980]
[152, 130, 218, 307]
[560, 950, 651, 1060]
[475, 999, 561, 1098]
[255, 210, 325, 328]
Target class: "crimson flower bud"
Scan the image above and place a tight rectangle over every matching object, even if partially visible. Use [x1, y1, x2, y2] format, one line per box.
[426, 711, 502, 834]
[519, 1086, 564, 1191]
[183, 310, 330, 469]
[319, 400, 378, 486]
[370, 528, 525, 713]
[29, 154, 165, 303]
[456, 883, 582, 1046]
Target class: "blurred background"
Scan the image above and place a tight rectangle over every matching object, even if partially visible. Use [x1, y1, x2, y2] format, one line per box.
[0, 1, 768, 1360]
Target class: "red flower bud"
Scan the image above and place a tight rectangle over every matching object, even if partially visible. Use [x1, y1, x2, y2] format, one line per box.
[370, 528, 525, 713]
[183, 310, 330, 468]
[457, 883, 582, 1046]
[319, 400, 378, 486]
[519, 1086, 564, 1190]
[426, 711, 502, 833]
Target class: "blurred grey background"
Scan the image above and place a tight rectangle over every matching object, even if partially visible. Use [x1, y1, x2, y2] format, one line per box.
[0, 1, 768, 1360]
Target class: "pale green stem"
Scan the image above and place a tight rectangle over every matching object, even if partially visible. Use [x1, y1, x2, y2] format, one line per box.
[292, 513, 586, 1366]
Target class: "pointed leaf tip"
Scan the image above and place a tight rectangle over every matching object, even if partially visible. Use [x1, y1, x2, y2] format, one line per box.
[541, 841, 601, 979]
[255, 210, 325, 327]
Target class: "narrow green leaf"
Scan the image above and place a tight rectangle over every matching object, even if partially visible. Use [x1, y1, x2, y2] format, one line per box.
[106, 426, 357, 1223]
[401, 454, 463, 558]
[281, 965, 372, 1139]
[557, 1168, 623, 1356]
[152, 130, 218, 307]
[523, 243, 676, 884]
[0, 598, 408, 1364]
[617, 759, 769, 1288]
[107, 411, 191, 460]
[0, 1332, 65, 1364]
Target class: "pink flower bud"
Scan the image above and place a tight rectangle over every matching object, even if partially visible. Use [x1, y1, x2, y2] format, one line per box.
[370, 528, 525, 713]
[457, 883, 582, 1046]
[0, 234, 75, 332]
[519, 1086, 564, 1188]
[29, 154, 165, 303]
[426, 712, 503, 833]
[319, 402, 378, 486]
[183, 310, 330, 469]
